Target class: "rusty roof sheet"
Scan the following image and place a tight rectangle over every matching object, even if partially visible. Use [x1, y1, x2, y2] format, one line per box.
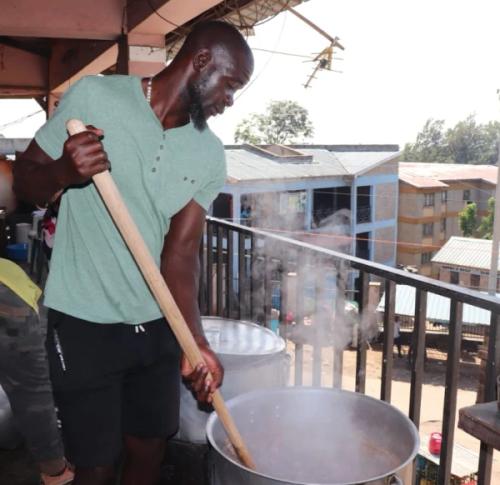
[399, 162, 498, 188]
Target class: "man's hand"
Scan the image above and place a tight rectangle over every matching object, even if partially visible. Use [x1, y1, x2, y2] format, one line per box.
[57, 126, 110, 187]
[181, 343, 224, 404]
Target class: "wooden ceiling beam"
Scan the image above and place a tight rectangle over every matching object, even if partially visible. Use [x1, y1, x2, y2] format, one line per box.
[0, 44, 47, 97]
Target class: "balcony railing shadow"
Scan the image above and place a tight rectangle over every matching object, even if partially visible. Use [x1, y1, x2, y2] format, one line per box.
[201, 216, 500, 485]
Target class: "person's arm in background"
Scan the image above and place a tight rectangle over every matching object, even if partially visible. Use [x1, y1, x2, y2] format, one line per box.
[160, 199, 224, 403]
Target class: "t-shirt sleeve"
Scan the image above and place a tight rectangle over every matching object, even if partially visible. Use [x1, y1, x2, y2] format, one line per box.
[193, 147, 227, 211]
[34, 77, 90, 160]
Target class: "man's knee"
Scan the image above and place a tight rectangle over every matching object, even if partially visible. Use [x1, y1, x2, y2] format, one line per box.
[73, 465, 116, 485]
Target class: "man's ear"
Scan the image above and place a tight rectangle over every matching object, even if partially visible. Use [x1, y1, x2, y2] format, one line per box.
[193, 49, 212, 72]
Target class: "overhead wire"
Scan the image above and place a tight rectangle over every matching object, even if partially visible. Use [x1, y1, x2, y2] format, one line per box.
[236, 12, 287, 101]
[0, 109, 44, 131]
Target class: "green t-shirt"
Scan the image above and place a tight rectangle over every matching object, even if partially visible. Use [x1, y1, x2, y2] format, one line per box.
[35, 75, 226, 324]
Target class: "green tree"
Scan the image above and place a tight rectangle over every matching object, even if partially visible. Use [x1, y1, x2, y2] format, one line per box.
[403, 119, 450, 163]
[234, 100, 314, 144]
[477, 197, 495, 239]
[403, 115, 500, 164]
[459, 202, 479, 237]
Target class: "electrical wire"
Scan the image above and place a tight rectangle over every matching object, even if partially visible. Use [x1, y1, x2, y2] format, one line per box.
[145, 0, 183, 30]
[236, 13, 287, 101]
[0, 109, 44, 131]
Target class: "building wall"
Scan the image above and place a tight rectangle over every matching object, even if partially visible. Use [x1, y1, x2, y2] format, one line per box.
[433, 262, 494, 291]
[397, 178, 495, 273]
[373, 226, 396, 264]
[375, 183, 397, 221]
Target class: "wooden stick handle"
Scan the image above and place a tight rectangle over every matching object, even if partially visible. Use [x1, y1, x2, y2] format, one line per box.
[66, 119, 256, 470]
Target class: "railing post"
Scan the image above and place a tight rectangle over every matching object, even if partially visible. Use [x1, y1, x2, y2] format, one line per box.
[438, 300, 463, 485]
[355, 271, 369, 394]
[198, 229, 207, 315]
[381, 280, 396, 403]
[226, 228, 234, 318]
[206, 221, 214, 316]
[409, 289, 427, 428]
[238, 232, 246, 320]
[333, 260, 346, 389]
[294, 250, 307, 386]
[216, 224, 224, 317]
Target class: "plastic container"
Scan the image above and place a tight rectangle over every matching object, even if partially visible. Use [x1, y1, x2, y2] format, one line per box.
[178, 317, 289, 443]
[428, 432, 442, 455]
[15, 222, 31, 244]
[6, 243, 28, 262]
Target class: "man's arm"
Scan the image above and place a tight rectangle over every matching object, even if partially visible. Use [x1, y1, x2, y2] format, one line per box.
[13, 129, 109, 206]
[161, 199, 223, 402]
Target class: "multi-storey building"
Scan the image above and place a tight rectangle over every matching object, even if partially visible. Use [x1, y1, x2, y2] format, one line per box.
[212, 143, 400, 267]
[397, 162, 497, 276]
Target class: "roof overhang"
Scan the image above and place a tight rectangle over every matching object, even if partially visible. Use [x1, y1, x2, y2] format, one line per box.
[0, 0, 306, 101]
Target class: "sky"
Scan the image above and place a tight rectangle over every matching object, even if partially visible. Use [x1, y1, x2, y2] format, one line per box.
[1, 0, 500, 149]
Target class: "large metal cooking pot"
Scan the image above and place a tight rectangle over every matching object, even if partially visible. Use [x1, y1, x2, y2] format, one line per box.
[179, 317, 288, 443]
[207, 388, 419, 485]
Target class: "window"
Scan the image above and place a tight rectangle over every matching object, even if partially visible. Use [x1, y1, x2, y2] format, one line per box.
[450, 271, 459, 284]
[463, 189, 471, 201]
[424, 193, 435, 207]
[423, 223, 433, 237]
[421, 252, 433, 264]
[440, 218, 447, 232]
[470, 274, 480, 288]
[441, 191, 447, 203]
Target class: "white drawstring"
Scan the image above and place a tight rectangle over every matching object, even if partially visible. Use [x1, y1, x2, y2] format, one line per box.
[134, 324, 146, 334]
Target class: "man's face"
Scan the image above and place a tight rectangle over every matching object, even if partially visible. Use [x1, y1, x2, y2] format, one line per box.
[188, 48, 253, 131]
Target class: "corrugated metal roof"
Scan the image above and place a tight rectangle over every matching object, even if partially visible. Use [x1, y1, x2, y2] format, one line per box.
[431, 237, 500, 271]
[225, 147, 398, 183]
[376, 284, 496, 326]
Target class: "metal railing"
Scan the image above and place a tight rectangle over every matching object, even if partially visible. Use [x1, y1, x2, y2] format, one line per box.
[200, 217, 500, 485]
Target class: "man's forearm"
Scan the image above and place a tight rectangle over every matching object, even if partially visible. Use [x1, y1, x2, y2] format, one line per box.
[162, 256, 208, 346]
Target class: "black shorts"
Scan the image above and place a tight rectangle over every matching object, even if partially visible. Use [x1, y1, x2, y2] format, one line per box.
[46, 309, 181, 467]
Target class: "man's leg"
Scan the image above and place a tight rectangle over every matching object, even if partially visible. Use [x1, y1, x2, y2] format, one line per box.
[121, 436, 165, 485]
[46, 310, 126, 485]
[121, 319, 181, 485]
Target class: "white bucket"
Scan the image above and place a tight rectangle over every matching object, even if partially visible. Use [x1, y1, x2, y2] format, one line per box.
[15, 222, 31, 244]
[178, 317, 289, 443]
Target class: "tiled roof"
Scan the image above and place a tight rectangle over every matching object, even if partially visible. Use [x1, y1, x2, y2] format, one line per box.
[399, 162, 497, 188]
[431, 236, 499, 271]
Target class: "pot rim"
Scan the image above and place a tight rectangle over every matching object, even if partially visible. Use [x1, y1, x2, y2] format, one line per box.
[206, 387, 420, 485]
[202, 316, 286, 356]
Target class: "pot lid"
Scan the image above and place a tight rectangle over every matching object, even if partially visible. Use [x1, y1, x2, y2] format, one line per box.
[202, 317, 285, 356]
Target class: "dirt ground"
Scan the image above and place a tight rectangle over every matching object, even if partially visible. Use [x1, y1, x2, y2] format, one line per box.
[287, 340, 500, 483]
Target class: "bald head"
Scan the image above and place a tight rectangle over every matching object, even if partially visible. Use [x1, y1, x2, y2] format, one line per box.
[172, 20, 254, 131]
[178, 20, 253, 66]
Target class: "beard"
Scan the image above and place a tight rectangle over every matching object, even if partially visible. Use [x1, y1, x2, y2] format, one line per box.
[187, 78, 208, 132]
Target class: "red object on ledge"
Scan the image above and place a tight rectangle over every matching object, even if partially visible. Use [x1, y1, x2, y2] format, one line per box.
[428, 432, 442, 455]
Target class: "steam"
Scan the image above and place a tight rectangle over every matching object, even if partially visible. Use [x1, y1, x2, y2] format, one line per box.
[238, 186, 381, 388]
